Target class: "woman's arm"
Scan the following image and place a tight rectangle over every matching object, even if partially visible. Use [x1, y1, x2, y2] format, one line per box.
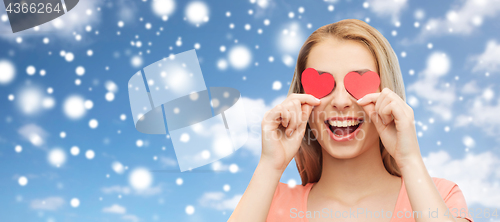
[228, 94, 320, 221]
[400, 156, 470, 222]
[358, 88, 470, 222]
[227, 159, 282, 222]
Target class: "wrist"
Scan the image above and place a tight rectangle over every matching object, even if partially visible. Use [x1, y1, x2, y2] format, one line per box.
[257, 158, 285, 179]
[398, 153, 424, 173]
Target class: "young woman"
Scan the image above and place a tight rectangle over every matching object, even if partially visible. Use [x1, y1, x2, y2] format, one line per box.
[229, 19, 473, 222]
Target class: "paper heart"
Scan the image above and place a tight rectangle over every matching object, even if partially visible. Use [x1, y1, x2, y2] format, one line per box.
[343, 71, 380, 100]
[301, 68, 335, 99]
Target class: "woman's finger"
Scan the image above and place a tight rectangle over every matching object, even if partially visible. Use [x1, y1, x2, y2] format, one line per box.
[379, 101, 395, 125]
[284, 100, 301, 137]
[376, 93, 393, 125]
[288, 93, 321, 106]
[356, 92, 381, 106]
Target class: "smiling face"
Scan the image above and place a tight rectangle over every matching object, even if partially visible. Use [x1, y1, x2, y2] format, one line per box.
[306, 37, 381, 159]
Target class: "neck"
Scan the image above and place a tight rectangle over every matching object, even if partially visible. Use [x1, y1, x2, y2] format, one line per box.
[315, 142, 395, 201]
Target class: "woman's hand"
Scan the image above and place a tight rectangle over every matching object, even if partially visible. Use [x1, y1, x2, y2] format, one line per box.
[356, 88, 421, 169]
[260, 94, 321, 173]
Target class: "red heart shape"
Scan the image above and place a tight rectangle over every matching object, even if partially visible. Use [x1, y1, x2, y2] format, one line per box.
[344, 71, 380, 100]
[301, 68, 335, 99]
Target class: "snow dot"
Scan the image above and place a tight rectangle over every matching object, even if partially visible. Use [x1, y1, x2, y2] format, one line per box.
[427, 43, 433, 49]
[8, 94, 14, 101]
[65, 53, 74, 62]
[105, 92, 115, 102]
[391, 30, 397, 36]
[229, 164, 239, 173]
[201, 150, 210, 159]
[26, 66, 36, 75]
[152, 0, 176, 17]
[63, 96, 86, 119]
[407, 96, 419, 107]
[228, 46, 251, 70]
[105, 81, 118, 93]
[70, 146, 80, 156]
[363, 2, 369, 8]
[136, 139, 144, 147]
[185, 1, 209, 25]
[462, 136, 475, 148]
[282, 55, 294, 67]
[288, 12, 294, 18]
[173, 107, 180, 114]
[223, 184, 230, 192]
[401, 51, 407, 58]
[244, 24, 251, 30]
[112, 161, 125, 174]
[219, 45, 226, 52]
[89, 119, 98, 129]
[87, 50, 93, 56]
[75, 66, 85, 76]
[211, 98, 220, 108]
[16, 37, 22, 43]
[426, 52, 450, 77]
[298, 7, 304, 13]
[129, 168, 153, 190]
[226, 11, 231, 17]
[268, 56, 274, 62]
[264, 19, 270, 26]
[48, 148, 66, 167]
[482, 88, 494, 101]
[70, 198, 80, 208]
[189, 92, 199, 101]
[118, 21, 124, 27]
[185, 205, 195, 215]
[131, 56, 143, 68]
[217, 59, 228, 70]
[0, 60, 16, 85]
[194, 43, 201, 50]
[272, 81, 282, 90]
[18, 176, 28, 186]
[1, 14, 7, 22]
[409, 69, 415, 75]
[145, 23, 152, 29]
[328, 5, 334, 11]
[85, 150, 95, 159]
[60, 131, 66, 138]
[444, 126, 450, 132]
[120, 114, 127, 121]
[180, 133, 190, 142]
[257, 0, 269, 8]
[176, 178, 183, 185]
[84, 100, 93, 109]
[15, 145, 22, 153]
[287, 179, 297, 188]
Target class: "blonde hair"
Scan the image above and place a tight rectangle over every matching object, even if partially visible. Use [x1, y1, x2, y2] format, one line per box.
[289, 19, 405, 185]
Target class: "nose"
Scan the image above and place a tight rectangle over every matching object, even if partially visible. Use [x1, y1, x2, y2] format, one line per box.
[329, 82, 353, 111]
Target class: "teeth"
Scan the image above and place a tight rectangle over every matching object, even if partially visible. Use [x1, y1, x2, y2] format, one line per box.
[328, 119, 361, 127]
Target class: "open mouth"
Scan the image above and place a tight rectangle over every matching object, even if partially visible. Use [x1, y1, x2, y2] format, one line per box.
[324, 118, 364, 139]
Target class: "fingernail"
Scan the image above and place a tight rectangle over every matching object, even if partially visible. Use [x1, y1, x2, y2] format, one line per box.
[312, 106, 316, 109]
[357, 98, 363, 103]
[289, 130, 294, 136]
[315, 98, 321, 102]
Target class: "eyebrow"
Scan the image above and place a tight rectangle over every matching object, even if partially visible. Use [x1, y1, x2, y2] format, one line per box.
[316, 69, 372, 75]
